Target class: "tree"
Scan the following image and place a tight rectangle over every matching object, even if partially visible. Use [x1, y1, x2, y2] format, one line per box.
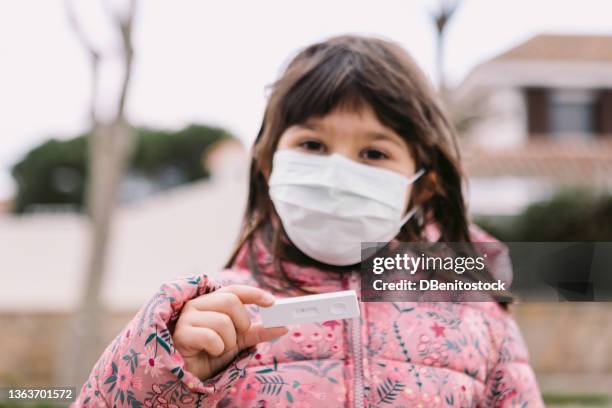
[11, 136, 88, 213]
[426, 0, 491, 137]
[60, 0, 138, 386]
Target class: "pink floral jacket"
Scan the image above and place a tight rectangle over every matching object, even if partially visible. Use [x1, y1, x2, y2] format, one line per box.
[74, 226, 543, 407]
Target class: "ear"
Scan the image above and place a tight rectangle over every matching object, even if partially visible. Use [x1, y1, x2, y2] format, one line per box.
[261, 163, 271, 180]
[412, 171, 438, 205]
[251, 150, 271, 181]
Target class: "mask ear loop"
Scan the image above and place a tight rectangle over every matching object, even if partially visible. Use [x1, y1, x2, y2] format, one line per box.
[399, 168, 427, 225]
[400, 205, 419, 225]
[406, 168, 426, 184]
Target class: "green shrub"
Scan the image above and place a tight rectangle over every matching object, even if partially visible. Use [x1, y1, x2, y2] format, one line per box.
[542, 392, 611, 406]
[475, 190, 612, 241]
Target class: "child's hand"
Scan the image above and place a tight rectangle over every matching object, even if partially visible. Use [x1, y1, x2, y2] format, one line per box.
[173, 285, 288, 380]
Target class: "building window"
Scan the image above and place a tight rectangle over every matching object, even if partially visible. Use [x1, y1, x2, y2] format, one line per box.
[549, 89, 596, 138]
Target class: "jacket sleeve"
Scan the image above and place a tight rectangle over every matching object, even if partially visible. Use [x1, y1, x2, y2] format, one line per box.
[481, 310, 544, 408]
[72, 274, 256, 407]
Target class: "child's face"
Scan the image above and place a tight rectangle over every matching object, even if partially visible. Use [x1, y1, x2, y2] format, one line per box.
[275, 103, 417, 213]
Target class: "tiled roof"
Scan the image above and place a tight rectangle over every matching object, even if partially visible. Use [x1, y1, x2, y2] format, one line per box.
[462, 139, 612, 184]
[493, 34, 612, 63]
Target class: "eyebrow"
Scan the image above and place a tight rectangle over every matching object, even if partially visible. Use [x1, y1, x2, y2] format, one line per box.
[365, 131, 405, 148]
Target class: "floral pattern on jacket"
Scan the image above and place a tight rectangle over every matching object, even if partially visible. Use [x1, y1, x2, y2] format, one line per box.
[73, 225, 543, 407]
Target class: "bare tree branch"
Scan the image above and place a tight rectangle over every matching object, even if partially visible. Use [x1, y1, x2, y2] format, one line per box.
[429, 0, 461, 92]
[115, 0, 136, 119]
[65, 0, 101, 126]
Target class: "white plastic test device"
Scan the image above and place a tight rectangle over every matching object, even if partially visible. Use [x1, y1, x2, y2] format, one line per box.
[260, 290, 360, 328]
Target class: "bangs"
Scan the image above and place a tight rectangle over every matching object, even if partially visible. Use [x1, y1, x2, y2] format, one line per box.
[277, 48, 383, 129]
[270, 43, 421, 143]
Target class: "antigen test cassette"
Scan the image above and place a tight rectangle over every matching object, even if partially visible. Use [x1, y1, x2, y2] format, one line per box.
[260, 290, 360, 328]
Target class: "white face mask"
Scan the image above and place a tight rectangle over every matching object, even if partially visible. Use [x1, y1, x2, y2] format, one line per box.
[268, 150, 425, 266]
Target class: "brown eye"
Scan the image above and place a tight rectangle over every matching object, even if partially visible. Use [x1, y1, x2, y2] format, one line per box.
[299, 140, 326, 153]
[361, 148, 388, 160]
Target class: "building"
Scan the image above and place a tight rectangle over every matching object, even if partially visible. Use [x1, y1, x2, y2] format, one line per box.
[455, 34, 612, 215]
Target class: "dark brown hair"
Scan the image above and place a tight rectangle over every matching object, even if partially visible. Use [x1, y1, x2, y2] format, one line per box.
[225, 35, 506, 301]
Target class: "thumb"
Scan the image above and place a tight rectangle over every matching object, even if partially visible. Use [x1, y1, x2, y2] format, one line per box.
[238, 323, 288, 350]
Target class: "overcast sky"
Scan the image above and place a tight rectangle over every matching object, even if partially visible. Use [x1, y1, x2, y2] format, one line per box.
[1, 0, 611, 201]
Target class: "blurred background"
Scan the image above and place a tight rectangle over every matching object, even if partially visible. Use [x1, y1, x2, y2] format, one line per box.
[1, 0, 612, 406]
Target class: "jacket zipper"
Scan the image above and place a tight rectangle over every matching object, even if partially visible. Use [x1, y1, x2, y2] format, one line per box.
[348, 271, 365, 408]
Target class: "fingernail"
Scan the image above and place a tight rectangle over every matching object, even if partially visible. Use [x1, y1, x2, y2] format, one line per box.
[262, 293, 275, 304]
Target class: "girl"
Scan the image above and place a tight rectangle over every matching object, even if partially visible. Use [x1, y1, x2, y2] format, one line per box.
[74, 35, 543, 407]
